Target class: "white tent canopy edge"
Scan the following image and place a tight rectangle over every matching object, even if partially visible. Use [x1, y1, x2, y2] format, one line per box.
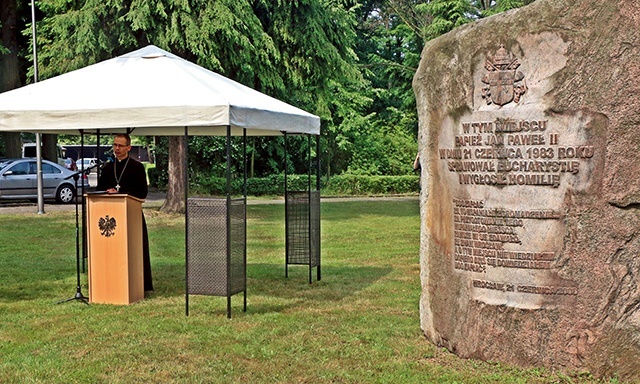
[0, 45, 320, 136]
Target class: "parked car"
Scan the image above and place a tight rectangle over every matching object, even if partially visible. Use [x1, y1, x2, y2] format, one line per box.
[0, 158, 89, 203]
[0, 158, 14, 168]
[22, 143, 67, 167]
[64, 157, 77, 171]
[76, 158, 98, 172]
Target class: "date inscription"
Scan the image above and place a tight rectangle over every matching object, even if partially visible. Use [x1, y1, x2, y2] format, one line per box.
[439, 118, 594, 188]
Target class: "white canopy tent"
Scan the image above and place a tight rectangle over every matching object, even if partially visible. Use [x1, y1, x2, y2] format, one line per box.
[0, 45, 322, 315]
[0, 45, 320, 136]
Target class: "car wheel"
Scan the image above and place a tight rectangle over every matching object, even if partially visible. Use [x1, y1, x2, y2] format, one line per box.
[56, 184, 75, 204]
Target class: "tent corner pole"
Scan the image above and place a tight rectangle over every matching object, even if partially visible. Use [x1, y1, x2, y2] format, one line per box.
[184, 127, 190, 316]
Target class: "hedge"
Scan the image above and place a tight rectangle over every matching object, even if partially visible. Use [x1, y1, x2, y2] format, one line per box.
[323, 174, 419, 195]
[149, 171, 419, 196]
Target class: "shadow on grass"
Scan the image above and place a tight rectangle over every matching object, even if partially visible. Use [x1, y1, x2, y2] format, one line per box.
[248, 199, 419, 224]
[320, 199, 419, 221]
[0, 261, 392, 320]
[248, 263, 392, 298]
[148, 261, 393, 316]
[0, 284, 50, 302]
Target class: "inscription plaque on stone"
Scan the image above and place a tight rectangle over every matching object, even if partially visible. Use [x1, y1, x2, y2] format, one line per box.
[414, 1, 640, 380]
[439, 110, 597, 309]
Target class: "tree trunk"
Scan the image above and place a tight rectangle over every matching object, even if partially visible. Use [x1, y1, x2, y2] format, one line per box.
[250, 137, 255, 178]
[160, 136, 186, 214]
[1, 132, 21, 157]
[1, 0, 22, 157]
[42, 134, 59, 163]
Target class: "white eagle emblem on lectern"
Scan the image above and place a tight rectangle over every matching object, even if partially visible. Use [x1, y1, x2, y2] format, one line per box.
[481, 45, 527, 106]
[98, 215, 117, 237]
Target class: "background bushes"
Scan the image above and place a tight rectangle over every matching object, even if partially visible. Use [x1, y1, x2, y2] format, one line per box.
[149, 171, 419, 196]
[323, 174, 419, 195]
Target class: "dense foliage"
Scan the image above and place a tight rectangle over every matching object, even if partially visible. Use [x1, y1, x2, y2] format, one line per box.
[1, 0, 531, 187]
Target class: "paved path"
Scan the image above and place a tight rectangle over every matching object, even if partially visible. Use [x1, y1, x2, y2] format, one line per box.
[0, 192, 165, 215]
[0, 193, 419, 215]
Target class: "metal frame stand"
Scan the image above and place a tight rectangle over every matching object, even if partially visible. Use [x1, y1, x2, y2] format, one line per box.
[186, 127, 247, 318]
[284, 133, 321, 283]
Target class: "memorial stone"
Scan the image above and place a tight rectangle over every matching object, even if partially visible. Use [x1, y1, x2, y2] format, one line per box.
[413, 0, 640, 380]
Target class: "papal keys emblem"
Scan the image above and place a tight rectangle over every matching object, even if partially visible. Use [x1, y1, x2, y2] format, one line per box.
[481, 45, 527, 106]
[98, 215, 117, 237]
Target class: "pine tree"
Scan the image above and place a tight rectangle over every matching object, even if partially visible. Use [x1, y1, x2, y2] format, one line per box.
[0, 0, 23, 157]
[35, 0, 363, 211]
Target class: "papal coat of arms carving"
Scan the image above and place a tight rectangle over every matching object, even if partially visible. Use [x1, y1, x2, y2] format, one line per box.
[481, 45, 527, 106]
[98, 215, 117, 237]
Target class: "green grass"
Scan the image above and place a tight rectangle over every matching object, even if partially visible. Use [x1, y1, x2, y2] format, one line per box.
[0, 200, 603, 383]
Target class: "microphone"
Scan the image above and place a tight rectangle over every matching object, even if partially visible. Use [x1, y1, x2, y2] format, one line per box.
[100, 156, 114, 170]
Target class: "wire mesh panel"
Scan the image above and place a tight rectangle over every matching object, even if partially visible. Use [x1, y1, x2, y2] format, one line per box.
[286, 191, 321, 281]
[309, 190, 320, 267]
[187, 198, 246, 296]
[228, 198, 246, 295]
[286, 191, 310, 265]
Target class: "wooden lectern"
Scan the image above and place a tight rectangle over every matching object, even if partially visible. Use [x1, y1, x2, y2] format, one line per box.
[85, 193, 145, 304]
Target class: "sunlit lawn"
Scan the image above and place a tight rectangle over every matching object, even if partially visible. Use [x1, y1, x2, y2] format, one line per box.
[0, 199, 598, 383]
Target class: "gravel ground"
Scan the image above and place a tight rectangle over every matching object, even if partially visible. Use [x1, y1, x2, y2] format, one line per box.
[0, 192, 167, 215]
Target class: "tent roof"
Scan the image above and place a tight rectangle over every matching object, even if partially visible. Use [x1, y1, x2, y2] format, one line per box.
[0, 45, 320, 136]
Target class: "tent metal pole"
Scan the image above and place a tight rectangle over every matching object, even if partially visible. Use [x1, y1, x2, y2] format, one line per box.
[95, 131, 101, 180]
[308, 134, 312, 193]
[31, 0, 44, 215]
[316, 135, 321, 191]
[284, 133, 289, 278]
[308, 134, 312, 284]
[243, 128, 247, 312]
[317, 134, 321, 281]
[226, 125, 232, 318]
[35, 134, 44, 214]
[185, 127, 190, 316]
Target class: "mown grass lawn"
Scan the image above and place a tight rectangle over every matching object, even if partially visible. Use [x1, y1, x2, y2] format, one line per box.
[0, 199, 603, 383]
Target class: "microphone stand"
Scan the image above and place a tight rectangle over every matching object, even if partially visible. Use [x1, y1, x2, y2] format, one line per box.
[56, 163, 98, 305]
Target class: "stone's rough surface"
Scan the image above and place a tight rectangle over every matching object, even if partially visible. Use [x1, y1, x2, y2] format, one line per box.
[413, 0, 640, 380]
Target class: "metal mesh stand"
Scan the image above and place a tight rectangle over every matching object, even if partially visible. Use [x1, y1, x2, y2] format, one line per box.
[186, 197, 246, 317]
[285, 190, 321, 283]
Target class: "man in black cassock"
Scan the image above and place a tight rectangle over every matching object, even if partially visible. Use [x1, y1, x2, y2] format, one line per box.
[97, 133, 153, 292]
